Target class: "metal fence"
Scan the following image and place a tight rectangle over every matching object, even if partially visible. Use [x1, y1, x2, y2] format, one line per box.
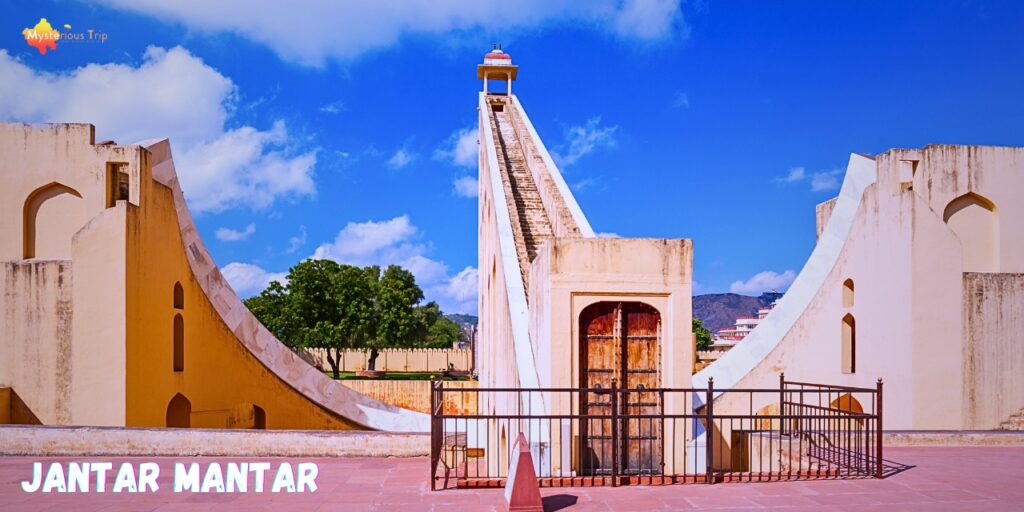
[430, 375, 882, 489]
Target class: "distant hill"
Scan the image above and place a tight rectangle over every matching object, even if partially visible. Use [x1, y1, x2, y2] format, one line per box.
[693, 292, 783, 333]
[445, 313, 478, 327]
[443, 298, 790, 336]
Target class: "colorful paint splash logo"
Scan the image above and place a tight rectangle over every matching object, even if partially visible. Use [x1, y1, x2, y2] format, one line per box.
[22, 18, 61, 55]
[21, 18, 108, 55]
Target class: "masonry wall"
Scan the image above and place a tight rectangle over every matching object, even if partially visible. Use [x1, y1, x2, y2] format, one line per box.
[477, 95, 523, 398]
[815, 197, 838, 241]
[342, 380, 477, 415]
[1, 123, 427, 432]
[962, 273, 1024, 429]
[124, 151, 362, 430]
[530, 237, 694, 475]
[0, 262, 73, 425]
[706, 146, 1024, 431]
[0, 124, 132, 427]
[296, 348, 473, 373]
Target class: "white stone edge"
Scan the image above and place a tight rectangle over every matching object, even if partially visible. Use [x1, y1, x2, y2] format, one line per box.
[135, 138, 430, 432]
[0, 425, 430, 457]
[692, 153, 878, 397]
[510, 95, 596, 238]
[478, 93, 546, 414]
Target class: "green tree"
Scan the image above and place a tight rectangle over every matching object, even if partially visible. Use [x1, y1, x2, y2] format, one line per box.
[245, 259, 468, 378]
[426, 316, 463, 348]
[693, 317, 712, 351]
[244, 280, 294, 343]
[330, 264, 378, 376]
[285, 259, 348, 378]
[369, 265, 424, 370]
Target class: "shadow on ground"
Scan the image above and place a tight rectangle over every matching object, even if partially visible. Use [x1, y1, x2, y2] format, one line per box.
[543, 494, 579, 511]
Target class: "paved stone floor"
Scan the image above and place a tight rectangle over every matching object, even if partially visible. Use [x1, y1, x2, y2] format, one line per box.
[0, 447, 1021, 511]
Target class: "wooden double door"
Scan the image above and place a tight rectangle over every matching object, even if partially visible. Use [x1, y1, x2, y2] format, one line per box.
[580, 301, 662, 475]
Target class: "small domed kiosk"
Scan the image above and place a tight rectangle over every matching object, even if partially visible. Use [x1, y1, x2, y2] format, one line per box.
[477, 44, 518, 95]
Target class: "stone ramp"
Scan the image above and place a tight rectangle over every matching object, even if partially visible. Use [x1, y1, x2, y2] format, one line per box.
[486, 101, 555, 295]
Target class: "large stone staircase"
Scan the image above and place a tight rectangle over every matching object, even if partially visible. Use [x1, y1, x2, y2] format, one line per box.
[487, 101, 554, 297]
[998, 408, 1024, 430]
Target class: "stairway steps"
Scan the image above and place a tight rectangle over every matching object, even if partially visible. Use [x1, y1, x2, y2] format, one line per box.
[487, 101, 555, 297]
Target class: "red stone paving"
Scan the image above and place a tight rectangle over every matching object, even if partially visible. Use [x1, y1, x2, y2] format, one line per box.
[0, 447, 1022, 511]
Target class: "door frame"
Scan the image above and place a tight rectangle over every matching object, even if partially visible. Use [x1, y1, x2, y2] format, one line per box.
[578, 300, 663, 476]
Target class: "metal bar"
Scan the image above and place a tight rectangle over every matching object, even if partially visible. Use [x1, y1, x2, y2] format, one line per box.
[706, 377, 714, 485]
[779, 373, 786, 436]
[430, 378, 438, 491]
[779, 381, 879, 393]
[611, 378, 619, 487]
[876, 378, 884, 479]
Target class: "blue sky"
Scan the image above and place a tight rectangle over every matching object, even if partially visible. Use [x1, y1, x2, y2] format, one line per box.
[3, 1, 1023, 314]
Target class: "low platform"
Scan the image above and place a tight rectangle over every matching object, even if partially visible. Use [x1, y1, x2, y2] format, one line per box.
[0, 425, 429, 457]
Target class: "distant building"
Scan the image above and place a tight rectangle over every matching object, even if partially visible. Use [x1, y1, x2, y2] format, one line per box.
[711, 301, 778, 348]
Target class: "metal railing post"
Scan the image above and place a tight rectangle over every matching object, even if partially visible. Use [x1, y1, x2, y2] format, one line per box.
[611, 378, 619, 487]
[430, 377, 439, 490]
[876, 378, 884, 479]
[706, 377, 714, 485]
[779, 372, 786, 435]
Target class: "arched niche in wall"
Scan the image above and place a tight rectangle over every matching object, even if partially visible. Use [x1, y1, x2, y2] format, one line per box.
[830, 393, 865, 426]
[842, 279, 855, 308]
[253, 405, 266, 429]
[173, 314, 184, 372]
[830, 393, 864, 415]
[173, 282, 184, 310]
[943, 192, 998, 272]
[166, 393, 191, 428]
[23, 182, 85, 259]
[842, 314, 856, 374]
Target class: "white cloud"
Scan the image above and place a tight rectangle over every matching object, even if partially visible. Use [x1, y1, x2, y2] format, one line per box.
[571, 177, 601, 192]
[729, 270, 796, 295]
[221, 262, 287, 298]
[553, 117, 618, 167]
[453, 176, 479, 198]
[596, 231, 620, 238]
[435, 127, 478, 167]
[177, 120, 317, 212]
[311, 215, 477, 313]
[427, 266, 478, 315]
[611, 0, 685, 39]
[387, 148, 416, 169]
[286, 225, 307, 254]
[672, 91, 689, 109]
[0, 46, 317, 214]
[313, 216, 418, 262]
[215, 223, 256, 242]
[319, 100, 344, 114]
[810, 169, 843, 192]
[93, 0, 686, 67]
[777, 167, 806, 183]
[775, 166, 843, 192]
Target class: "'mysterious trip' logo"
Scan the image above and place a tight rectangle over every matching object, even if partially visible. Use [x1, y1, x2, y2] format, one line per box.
[22, 17, 108, 55]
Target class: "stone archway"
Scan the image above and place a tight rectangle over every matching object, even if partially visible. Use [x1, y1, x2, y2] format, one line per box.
[579, 301, 662, 475]
[166, 393, 191, 428]
[943, 192, 998, 272]
[22, 182, 85, 259]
